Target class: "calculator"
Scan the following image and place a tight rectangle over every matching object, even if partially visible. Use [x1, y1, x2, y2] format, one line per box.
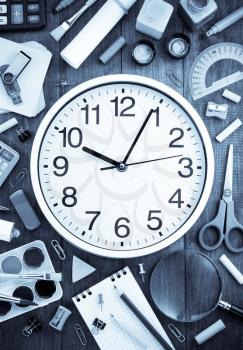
[0, 140, 19, 187]
[0, 0, 46, 31]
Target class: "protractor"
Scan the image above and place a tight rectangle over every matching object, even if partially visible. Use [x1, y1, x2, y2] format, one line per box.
[189, 42, 243, 100]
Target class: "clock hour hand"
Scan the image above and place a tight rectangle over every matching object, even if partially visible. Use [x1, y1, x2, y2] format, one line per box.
[122, 108, 154, 164]
[100, 154, 183, 171]
[82, 146, 121, 168]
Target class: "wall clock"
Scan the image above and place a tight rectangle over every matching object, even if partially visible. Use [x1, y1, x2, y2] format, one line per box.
[31, 75, 214, 258]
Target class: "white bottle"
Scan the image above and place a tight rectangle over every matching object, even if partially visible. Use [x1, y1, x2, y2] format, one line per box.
[136, 0, 174, 40]
[179, 0, 218, 31]
[61, 0, 137, 69]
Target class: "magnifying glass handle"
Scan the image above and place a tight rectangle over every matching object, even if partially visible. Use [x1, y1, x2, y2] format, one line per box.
[219, 300, 243, 317]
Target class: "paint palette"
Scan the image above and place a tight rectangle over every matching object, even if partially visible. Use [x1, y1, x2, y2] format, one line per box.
[0, 240, 63, 322]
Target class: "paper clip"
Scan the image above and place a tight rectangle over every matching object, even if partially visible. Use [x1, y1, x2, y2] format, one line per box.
[166, 70, 182, 88]
[73, 323, 88, 346]
[51, 239, 66, 260]
[168, 324, 185, 343]
[10, 168, 28, 187]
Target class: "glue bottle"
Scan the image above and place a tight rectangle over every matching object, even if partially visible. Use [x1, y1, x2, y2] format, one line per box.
[0, 219, 20, 242]
[179, 0, 218, 31]
[61, 0, 137, 69]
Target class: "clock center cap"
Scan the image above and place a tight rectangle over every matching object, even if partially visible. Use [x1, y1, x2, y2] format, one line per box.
[117, 162, 127, 172]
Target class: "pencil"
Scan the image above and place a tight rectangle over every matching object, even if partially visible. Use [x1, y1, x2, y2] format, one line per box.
[113, 286, 173, 350]
[110, 314, 148, 349]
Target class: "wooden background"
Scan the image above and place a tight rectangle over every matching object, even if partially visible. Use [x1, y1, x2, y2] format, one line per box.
[0, 0, 243, 349]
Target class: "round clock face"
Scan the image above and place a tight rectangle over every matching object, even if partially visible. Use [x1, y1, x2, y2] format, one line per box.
[31, 75, 214, 258]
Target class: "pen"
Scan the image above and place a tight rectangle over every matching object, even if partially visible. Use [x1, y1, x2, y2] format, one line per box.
[206, 6, 243, 37]
[110, 314, 148, 349]
[113, 286, 173, 350]
[53, 0, 78, 14]
[0, 293, 38, 307]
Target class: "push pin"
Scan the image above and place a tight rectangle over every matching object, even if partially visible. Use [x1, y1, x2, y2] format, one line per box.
[16, 126, 32, 142]
[138, 263, 146, 283]
[91, 318, 106, 335]
[98, 293, 104, 311]
[206, 102, 228, 120]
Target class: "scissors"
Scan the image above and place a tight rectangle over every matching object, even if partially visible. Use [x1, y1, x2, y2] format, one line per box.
[199, 144, 243, 253]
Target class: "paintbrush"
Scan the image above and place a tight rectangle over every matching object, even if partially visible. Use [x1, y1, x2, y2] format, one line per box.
[0, 293, 38, 306]
[50, 0, 98, 42]
[0, 272, 62, 282]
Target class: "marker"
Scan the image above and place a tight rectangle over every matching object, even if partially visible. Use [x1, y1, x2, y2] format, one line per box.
[206, 6, 243, 37]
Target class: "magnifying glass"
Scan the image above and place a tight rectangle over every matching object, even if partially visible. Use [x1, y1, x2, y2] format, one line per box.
[150, 250, 243, 322]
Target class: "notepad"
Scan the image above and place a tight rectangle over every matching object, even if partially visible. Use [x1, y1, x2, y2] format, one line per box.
[73, 266, 174, 350]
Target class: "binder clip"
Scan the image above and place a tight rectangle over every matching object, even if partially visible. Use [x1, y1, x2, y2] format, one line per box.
[0, 51, 31, 104]
[16, 126, 32, 142]
[22, 317, 43, 337]
[91, 318, 106, 335]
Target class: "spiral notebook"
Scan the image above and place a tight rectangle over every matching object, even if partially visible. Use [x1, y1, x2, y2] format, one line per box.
[73, 266, 174, 350]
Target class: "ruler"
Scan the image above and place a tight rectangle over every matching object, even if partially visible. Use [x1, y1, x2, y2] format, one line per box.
[189, 42, 243, 100]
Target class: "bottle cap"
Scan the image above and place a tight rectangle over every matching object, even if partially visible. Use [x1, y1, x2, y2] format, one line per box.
[166, 33, 191, 59]
[132, 40, 156, 66]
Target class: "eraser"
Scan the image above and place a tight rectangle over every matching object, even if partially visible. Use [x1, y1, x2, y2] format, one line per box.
[10, 190, 41, 230]
[222, 89, 241, 103]
[216, 118, 242, 143]
[195, 319, 226, 345]
[219, 254, 243, 285]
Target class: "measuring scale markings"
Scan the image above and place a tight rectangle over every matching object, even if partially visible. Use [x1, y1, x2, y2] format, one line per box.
[189, 43, 243, 100]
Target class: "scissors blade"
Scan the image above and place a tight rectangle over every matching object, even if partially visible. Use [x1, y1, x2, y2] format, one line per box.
[223, 144, 233, 203]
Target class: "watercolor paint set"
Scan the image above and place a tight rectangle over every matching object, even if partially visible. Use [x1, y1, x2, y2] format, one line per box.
[0, 240, 63, 322]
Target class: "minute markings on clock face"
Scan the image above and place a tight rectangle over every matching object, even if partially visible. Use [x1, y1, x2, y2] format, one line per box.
[38, 83, 206, 251]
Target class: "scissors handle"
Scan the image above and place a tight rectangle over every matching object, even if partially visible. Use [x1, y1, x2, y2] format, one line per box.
[225, 201, 243, 253]
[198, 200, 226, 251]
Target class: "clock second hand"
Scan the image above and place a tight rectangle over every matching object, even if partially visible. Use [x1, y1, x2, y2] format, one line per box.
[100, 154, 183, 171]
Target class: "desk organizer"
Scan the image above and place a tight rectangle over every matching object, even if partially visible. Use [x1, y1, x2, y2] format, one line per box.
[0, 240, 63, 322]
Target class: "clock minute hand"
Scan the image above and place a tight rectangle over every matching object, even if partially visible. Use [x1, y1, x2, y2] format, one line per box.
[100, 154, 183, 171]
[82, 146, 121, 168]
[122, 109, 154, 164]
